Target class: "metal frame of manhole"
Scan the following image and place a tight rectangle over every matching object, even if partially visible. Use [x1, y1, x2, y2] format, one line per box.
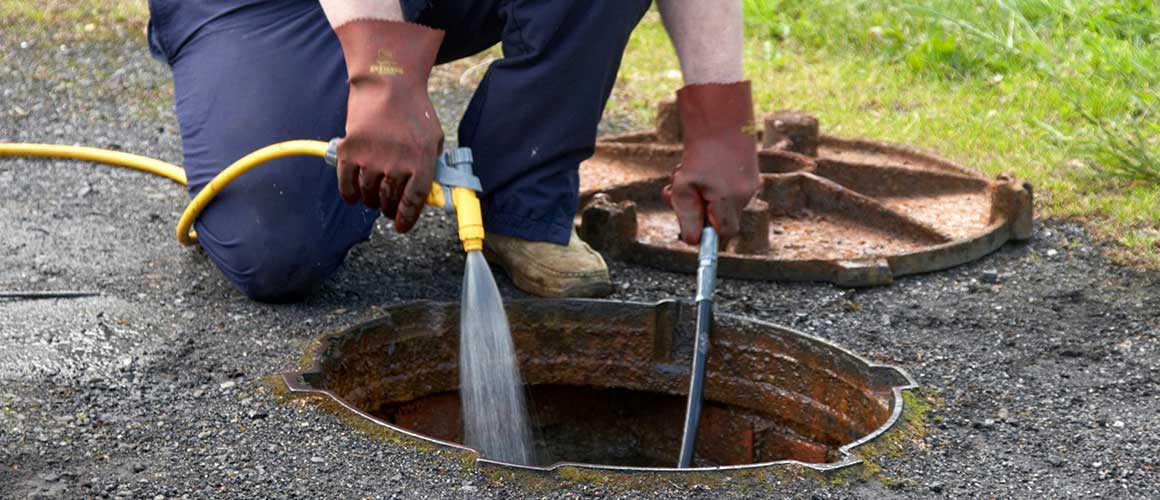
[281, 299, 918, 474]
[576, 104, 1034, 287]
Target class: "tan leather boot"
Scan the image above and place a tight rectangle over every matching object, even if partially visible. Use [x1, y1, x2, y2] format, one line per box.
[483, 228, 613, 298]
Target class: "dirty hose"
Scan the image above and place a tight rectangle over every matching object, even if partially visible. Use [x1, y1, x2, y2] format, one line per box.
[0, 140, 485, 252]
[678, 226, 718, 467]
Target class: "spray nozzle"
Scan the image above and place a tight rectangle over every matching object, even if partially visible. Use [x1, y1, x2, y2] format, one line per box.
[325, 139, 485, 253]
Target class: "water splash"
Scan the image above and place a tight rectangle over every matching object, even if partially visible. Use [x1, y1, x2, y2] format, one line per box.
[459, 251, 535, 465]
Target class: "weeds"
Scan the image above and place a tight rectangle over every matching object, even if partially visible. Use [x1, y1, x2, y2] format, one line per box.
[1076, 93, 1159, 183]
[894, 1, 1160, 185]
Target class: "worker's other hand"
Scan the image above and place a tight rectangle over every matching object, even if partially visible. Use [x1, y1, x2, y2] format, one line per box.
[663, 81, 759, 245]
[333, 19, 444, 233]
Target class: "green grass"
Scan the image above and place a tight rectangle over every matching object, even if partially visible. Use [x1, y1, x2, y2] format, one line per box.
[616, 0, 1159, 262]
[0, 0, 147, 38]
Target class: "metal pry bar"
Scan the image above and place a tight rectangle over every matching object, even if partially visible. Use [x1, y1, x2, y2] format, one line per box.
[0, 290, 100, 300]
[678, 226, 719, 467]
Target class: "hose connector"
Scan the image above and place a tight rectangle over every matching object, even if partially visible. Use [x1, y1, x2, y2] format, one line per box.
[440, 148, 485, 253]
[323, 141, 484, 253]
[695, 227, 718, 303]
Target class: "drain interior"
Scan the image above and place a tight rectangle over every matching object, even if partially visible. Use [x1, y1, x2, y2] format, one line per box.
[285, 300, 914, 470]
[375, 384, 846, 468]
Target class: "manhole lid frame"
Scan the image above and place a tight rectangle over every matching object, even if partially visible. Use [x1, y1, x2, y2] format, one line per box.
[576, 107, 1034, 287]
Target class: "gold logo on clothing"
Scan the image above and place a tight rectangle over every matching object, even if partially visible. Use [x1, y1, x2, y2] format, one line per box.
[370, 50, 404, 76]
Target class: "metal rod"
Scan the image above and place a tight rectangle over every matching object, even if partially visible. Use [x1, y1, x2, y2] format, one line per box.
[678, 226, 718, 467]
[0, 290, 100, 300]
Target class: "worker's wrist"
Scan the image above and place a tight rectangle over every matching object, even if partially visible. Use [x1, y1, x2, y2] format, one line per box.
[678, 64, 745, 87]
[676, 81, 756, 142]
[335, 19, 444, 87]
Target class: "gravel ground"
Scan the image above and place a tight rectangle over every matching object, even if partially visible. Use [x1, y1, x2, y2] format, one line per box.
[2, 29, 1158, 500]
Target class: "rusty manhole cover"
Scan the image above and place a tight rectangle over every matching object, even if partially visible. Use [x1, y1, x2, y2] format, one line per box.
[282, 300, 915, 472]
[577, 105, 1034, 286]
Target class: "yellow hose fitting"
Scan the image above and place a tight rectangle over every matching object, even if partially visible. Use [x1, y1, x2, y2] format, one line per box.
[451, 186, 485, 253]
[324, 141, 485, 253]
[425, 181, 447, 210]
[435, 148, 486, 253]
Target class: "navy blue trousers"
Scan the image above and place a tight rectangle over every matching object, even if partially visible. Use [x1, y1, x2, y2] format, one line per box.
[147, 0, 650, 301]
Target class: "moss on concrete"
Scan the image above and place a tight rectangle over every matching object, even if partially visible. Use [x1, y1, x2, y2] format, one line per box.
[806, 388, 937, 487]
[476, 460, 785, 495]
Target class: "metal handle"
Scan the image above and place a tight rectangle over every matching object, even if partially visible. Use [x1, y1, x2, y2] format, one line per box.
[695, 227, 719, 302]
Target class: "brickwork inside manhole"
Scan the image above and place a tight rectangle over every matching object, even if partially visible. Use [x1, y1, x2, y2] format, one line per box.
[283, 300, 915, 471]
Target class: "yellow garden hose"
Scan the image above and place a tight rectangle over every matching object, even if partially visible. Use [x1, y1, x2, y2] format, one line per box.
[0, 143, 187, 184]
[175, 140, 329, 245]
[0, 140, 485, 251]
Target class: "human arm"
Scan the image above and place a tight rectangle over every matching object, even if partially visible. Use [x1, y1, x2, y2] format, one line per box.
[656, 0, 759, 245]
[656, 0, 744, 84]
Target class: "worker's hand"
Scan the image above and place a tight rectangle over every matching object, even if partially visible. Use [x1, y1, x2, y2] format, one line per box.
[338, 87, 443, 233]
[662, 81, 759, 245]
[332, 19, 445, 233]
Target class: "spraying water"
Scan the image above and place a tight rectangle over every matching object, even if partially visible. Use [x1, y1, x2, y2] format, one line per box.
[459, 250, 536, 465]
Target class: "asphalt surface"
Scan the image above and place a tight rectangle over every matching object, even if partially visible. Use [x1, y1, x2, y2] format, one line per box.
[2, 28, 1158, 499]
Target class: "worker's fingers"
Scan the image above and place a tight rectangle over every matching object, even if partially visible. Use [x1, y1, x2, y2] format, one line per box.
[359, 168, 384, 209]
[380, 173, 405, 221]
[336, 161, 361, 205]
[335, 139, 363, 204]
[396, 144, 439, 233]
[705, 195, 741, 241]
[664, 182, 705, 245]
[395, 174, 428, 233]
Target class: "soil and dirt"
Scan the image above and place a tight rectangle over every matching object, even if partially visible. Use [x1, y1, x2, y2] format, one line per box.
[2, 30, 1158, 499]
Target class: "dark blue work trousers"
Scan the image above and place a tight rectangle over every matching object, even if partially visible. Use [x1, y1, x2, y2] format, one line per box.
[147, 0, 650, 301]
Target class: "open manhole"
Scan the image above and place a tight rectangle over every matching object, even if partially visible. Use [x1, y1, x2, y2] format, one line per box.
[283, 300, 915, 472]
[577, 105, 1034, 287]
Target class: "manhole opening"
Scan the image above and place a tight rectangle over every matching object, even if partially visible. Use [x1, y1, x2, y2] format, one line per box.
[289, 300, 914, 471]
[375, 384, 845, 468]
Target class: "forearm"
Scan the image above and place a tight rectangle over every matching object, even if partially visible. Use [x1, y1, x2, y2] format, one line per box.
[656, 0, 745, 85]
[319, 0, 403, 28]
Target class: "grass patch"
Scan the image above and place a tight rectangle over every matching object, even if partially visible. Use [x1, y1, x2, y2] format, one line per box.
[0, 0, 147, 39]
[616, 1, 1159, 262]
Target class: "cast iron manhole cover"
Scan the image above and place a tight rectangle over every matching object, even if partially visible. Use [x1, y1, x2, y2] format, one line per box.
[282, 300, 915, 472]
[577, 106, 1033, 286]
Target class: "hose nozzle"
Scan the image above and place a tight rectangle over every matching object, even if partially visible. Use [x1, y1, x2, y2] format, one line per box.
[325, 139, 484, 253]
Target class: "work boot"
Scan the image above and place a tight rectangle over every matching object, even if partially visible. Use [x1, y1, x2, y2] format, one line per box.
[483, 228, 613, 298]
